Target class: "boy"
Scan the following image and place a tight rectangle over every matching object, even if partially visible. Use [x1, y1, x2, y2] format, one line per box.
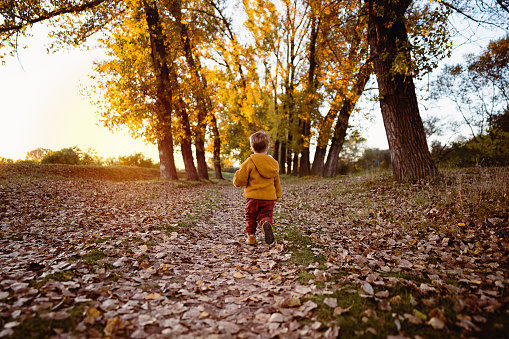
[233, 131, 281, 245]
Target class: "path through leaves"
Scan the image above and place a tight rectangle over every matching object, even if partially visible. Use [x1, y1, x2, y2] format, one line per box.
[0, 168, 508, 338]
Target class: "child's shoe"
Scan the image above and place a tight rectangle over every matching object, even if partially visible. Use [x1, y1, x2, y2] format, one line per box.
[262, 222, 274, 244]
[246, 234, 257, 245]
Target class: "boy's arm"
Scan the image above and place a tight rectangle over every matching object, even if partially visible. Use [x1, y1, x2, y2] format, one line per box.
[275, 174, 281, 200]
[233, 161, 249, 187]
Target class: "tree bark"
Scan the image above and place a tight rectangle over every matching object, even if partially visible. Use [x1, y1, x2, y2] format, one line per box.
[300, 14, 318, 177]
[279, 138, 287, 174]
[323, 60, 372, 177]
[311, 146, 326, 175]
[169, 66, 199, 181]
[273, 139, 280, 164]
[169, 0, 210, 179]
[142, 0, 178, 180]
[323, 108, 349, 177]
[210, 113, 223, 179]
[299, 120, 311, 176]
[292, 153, 299, 176]
[368, 0, 438, 181]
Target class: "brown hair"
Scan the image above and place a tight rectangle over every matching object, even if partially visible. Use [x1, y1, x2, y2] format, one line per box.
[250, 131, 270, 152]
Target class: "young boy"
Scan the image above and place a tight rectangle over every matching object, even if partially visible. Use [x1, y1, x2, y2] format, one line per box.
[233, 131, 281, 245]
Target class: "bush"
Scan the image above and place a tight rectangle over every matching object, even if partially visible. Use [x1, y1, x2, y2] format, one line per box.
[432, 129, 509, 167]
[25, 148, 52, 161]
[0, 157, 14, 164]
[42, 147, 81, 165]
[114, 153, 157, 168]
[41, 147, 102, 166]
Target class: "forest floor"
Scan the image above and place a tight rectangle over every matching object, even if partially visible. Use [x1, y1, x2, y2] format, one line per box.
[0, 163, 508, 338]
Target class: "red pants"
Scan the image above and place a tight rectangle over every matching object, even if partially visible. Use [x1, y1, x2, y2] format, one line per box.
[245, 198, 275, 235]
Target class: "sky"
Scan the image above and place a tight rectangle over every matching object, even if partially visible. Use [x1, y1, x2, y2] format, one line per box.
[0, 25, 166, 164]
[0, 15, 505, 165]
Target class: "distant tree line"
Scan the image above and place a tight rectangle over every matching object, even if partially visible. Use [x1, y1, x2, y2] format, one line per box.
[2, 147, 159, 169]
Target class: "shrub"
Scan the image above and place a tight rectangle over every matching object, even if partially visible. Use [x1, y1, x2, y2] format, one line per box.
[42, 147, 81, 165]
[0, 157, 14, 164]
[115, 153, 157, 168]
[41, 147, 102, 165]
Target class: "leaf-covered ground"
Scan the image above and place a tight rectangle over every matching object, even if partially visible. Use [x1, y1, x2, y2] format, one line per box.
[0, 164, 508, 338]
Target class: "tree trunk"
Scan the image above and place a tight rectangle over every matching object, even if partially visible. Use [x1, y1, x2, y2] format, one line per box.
[279, 138, 287, 174]
[311, 146, 326, 175]
[300, 14, 318, 177]
[299, 120, 311, 177]
[323, 61, 372, 177]
[170, 0, 209, 179]
[211, 113, 223, 179]
[168, 60, 199, 181]
[292, 153, 299, 176]
[176, 105, 199, 181]
[273, 139, 280, 163]
[142, 0, 178, 180]
[368, 0, 438, 181]
[286, 133, 293, 174]
[323, 108, 349, 177]
[156, 121, 178, 180]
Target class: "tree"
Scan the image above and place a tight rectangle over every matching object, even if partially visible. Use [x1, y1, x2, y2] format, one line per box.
[117, 152, 156, 168]
[1, 0, 180, 180]
[430, 34, 509, 166]
[26, 148, 53, 161]
[366, 0, 441, 181]
[41, 147, 81, 165]
[431, 35, 509, 138]
[310, 0, 370, 177]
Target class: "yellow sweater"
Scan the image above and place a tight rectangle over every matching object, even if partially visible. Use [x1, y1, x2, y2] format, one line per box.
[233, 153, 281, 201]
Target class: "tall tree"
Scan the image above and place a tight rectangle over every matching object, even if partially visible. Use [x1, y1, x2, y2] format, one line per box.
[367, 0, 439, 181]
[141, 0, 179, 179]
[0, 0, 183, 179]
[311, 0, 370, 176]
[168, 0, 211, 179]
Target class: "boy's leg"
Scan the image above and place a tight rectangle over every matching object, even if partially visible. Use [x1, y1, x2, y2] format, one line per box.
[244, 198, 259, 238]
[257, 200, 275, 244]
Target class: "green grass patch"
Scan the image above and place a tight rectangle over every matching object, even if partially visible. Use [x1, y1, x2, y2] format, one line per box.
[144, 239, 157, 246]
[10, 304, 90, 339]
[81, 249, 106, 264]
[164, 221, 195, 234]
[122, 236, 141, 244]
[307, 284, 464, 338]
[88, 236, 112, 244]
[277, 227, 327, 266]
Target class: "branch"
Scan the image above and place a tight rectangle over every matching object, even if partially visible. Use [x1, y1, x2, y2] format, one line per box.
[439, 0, 507, 28]
[496, 0, 509, 14]
[0, 0, 109, 33]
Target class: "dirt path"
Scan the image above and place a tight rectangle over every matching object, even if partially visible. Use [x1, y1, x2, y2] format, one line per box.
[1, 171, 508, 338]
[0, 180, 333, 338]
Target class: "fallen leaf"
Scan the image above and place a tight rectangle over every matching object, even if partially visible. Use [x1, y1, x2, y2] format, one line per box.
[324, 297, 338, 308]
[428, 317, 445, 329]
[145, 293, 162, 300]
[104, 317, 124, 336]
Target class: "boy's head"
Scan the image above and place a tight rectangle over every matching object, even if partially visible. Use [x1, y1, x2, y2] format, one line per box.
[250, 131, 270, 153]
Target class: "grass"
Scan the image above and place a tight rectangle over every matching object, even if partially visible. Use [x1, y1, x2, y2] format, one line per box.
[277, 226, 327, 266]
[275, 167, 509, 337]
[10, 304, 90, 339]
[81, 249, 106, 264]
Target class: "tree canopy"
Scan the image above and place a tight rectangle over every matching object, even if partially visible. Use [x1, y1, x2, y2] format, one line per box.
[1, 0, 506, 180]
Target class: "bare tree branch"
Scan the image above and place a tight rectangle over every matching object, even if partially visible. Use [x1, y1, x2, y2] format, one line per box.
[0, 0, 109, 33]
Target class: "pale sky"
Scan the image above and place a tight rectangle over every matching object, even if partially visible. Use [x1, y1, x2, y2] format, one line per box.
[0, 25, 166, 164]
[0, 18, 503, 165]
